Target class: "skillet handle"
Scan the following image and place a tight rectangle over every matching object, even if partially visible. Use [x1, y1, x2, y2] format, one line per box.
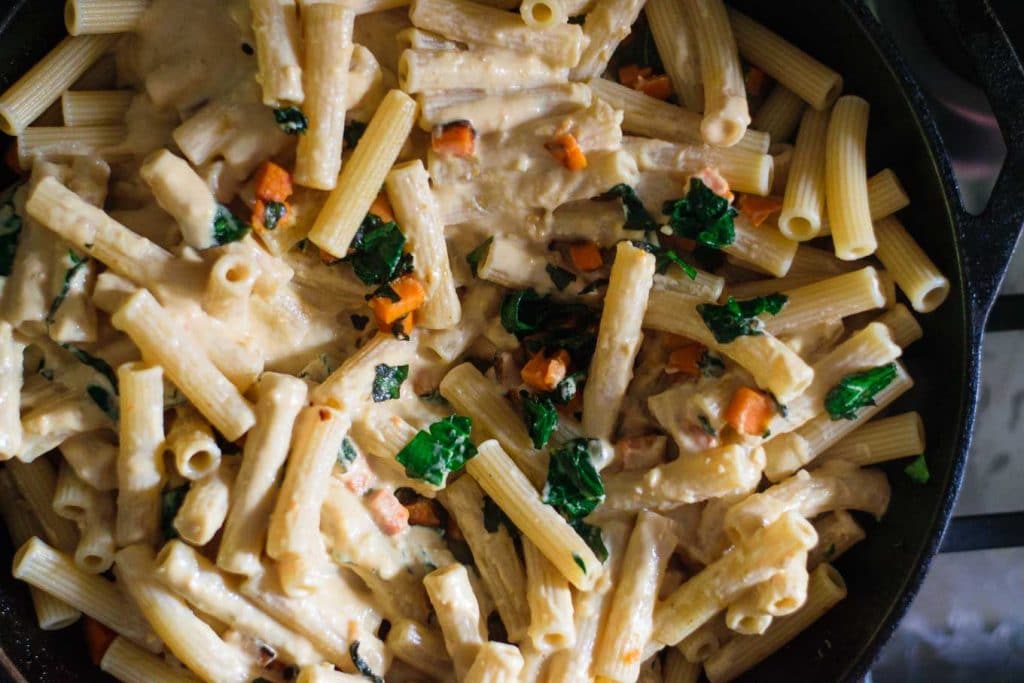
[938, 0, 1024, 315]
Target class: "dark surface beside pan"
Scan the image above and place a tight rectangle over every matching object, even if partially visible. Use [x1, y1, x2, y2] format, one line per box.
[0, 0, 997, 682]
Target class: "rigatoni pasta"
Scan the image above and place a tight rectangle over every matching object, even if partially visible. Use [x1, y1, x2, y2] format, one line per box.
[0, 1, 954, 680]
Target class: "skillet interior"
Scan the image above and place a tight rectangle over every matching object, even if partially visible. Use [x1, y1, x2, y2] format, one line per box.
[0, 1, 975, 681]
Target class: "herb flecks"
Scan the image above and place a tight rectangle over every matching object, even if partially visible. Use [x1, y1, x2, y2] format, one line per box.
[824, 363, 898, 420]
[697, 294, 788, 344]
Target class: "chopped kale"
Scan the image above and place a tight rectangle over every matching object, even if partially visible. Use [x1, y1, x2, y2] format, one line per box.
[571, 519, 608, 563]
[601, 184, 658, 233]
[483, 495, 520, 538]
[697, 294, 788, 344]
[500, 289, 598, 364]
[465, 237, 493, 277]
[0, 183, 23, 277]
[904, 454, 930, 484]
[274, 106, 308, 134]
[572, 553, 587, 574]
[543, 438, 605, 520]
[160, 484, 190, 541]
[697, 414, 716, 436]
[346, 214, 412, 286]
[631, 239, 697, 280]
[520, 391, 557, 448]
[372, 363, 408, 402]
[823, 363, 898, 420]
[500, 288, 545, 335]
[86, 384, 118, 422]
[262, 200, 286, 230]
[546, 264, 577, 291]
[46, 251, 88, 325]
[396, 415, 477, 486]
[344, 120, 368, 149]
[339, 437, 358, 466]
[350, 314, 370, 330]
[550, 371, 584, 404]
[663, 178, 738, 250]
[212, 204, 250, 246]
[349, 641, 384, 683]
[63, 344, 118, 392]
[697, 350, 725, 378]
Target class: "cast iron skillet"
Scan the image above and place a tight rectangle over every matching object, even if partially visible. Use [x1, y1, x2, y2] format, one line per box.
[0, 1, 1021, 681]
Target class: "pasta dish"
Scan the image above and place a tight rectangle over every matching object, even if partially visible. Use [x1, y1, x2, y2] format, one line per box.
[0, 0, 950, 681]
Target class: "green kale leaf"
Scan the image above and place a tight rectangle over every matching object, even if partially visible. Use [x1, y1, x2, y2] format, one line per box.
[160, 484, 190, 541]
[46, 250, 88, 325]
[372, 363, 408, 402]
[339, 437, 358, 467]
[274, 106, 308, 134]
[571, 519, 609, 562]
[347, 214, 412, 286]
[212, 204, 250, 246]
[465, 236, 493, 277]
[904, 454, 930, 484]
[500, 289, 598, 364]
[520, 391, 557, 448]
[697, 350, 725, 378]
[631, 239, 697, 279]
[602, 184, 658, 233]
[824, 363, 898, 420]
[663, 177, 738, 250]
[86, 384, 119, 422]
[697, 294, 788, 344]
[396, 415, 477, 486]
[483, 495, 520, 538]
[262, 200, 286, 230]
[543, 438, 605, 520]
[550, 371, 585, 404]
